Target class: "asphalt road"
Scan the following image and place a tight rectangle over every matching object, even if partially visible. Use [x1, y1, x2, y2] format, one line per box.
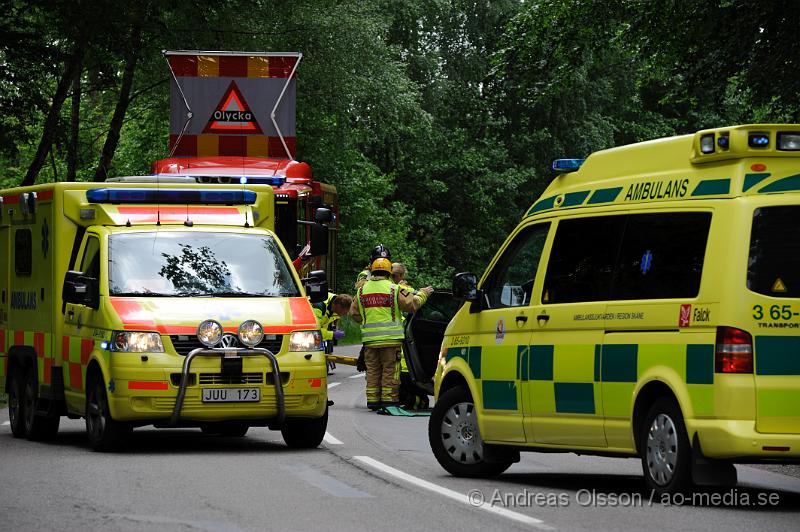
[1, 345, 799, 531]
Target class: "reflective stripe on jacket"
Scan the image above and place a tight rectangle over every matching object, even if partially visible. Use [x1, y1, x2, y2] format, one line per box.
[356, 279, 404, 345]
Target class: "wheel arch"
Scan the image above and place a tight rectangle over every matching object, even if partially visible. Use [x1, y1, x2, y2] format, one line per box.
[632, 379, 682, 453]
[7, 345, 38, 389]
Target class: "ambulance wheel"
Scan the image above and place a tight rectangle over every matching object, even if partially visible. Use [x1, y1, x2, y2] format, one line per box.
[429, 386, 512, 478]
[639, 397, 692, 495]
[85, 373, 130, 452]
[23, 368, 60, 441]
[281, 408, 328, 449]
[7, 368, 26, 439]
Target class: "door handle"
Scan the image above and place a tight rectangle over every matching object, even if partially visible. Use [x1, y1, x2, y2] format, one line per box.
[515, 315, 528, 323]
[536, 313, 550, 322]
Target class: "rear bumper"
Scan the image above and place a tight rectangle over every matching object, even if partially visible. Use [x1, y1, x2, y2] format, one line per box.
[691, 418, 800, 460]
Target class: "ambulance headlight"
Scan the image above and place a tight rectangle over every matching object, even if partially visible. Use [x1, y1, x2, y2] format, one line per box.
[289, 330, 322, 352]
[111, 331, 164, 353]
[238, 320, 264, 348]
[197, 320, 223, 347]
[777, 132, 800, 151]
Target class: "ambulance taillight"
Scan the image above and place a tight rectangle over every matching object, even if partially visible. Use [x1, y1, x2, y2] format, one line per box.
[714, 326, 753, 374]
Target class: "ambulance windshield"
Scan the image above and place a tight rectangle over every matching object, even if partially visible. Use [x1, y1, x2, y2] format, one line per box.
[108, 232, 300, 297]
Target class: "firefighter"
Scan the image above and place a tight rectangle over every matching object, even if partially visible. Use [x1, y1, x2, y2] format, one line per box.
[350, 258, 433, 409]
[354, 244, 393, 372]
[312, 293, 352, 374]
[390, 262, 431, 410]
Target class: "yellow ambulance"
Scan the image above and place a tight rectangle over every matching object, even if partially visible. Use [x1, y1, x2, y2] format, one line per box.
[0, 180, 330, 451]
[428, 124, 800, 494]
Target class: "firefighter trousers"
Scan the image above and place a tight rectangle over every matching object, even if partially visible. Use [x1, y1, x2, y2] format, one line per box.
[364, 344, 401, 408]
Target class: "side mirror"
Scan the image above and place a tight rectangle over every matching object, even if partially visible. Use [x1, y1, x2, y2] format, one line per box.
[303, 271, 328, 304]
[314, 207, 332, 224]
[309, 270, 327, 283]
[452, 272, 479, 302]
[309, 223, 329, 256]
[63, 270, 99, 309]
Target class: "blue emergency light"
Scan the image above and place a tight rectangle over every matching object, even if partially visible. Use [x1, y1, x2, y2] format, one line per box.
[748, 133, 770, 148]
[237, 176, 286, 186]
[551, 159, 586, 173]
[86, 188, 257, 205]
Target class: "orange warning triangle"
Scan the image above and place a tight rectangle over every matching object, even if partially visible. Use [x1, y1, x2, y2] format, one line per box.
[203, 81, 263, 135]
[772, 278, 788, 293]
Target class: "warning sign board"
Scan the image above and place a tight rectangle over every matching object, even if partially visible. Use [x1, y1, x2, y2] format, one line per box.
[202, 81, 263, 135]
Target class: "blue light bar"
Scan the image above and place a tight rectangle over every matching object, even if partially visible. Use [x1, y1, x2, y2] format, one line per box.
[237, 176, 286, 186]
[86, 188, 257, 205]
[551, 159, 586, 173]
[748, 134, 770, 148]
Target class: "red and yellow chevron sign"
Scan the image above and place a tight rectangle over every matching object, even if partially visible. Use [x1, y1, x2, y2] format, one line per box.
[166, 52, 299, 158]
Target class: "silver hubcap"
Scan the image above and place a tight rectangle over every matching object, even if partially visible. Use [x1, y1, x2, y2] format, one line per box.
[440, 401, 483, 464]
[646, 413, 678, 485]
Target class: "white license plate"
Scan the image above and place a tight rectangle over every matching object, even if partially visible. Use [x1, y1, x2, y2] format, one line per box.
[201, 388, 260, 403]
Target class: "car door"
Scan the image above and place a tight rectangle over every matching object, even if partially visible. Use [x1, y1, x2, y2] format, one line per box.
[403, 289, 460, 395]
[63, 233, 103, 411]
[467, 222, 551, 443]
[525, 214, 625, 447]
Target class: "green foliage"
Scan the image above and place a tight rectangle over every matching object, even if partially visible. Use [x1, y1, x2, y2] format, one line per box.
[3, 0, 798, 296]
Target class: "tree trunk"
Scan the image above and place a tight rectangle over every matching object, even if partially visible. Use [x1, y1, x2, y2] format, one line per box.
[93, 15, 143, 182]
[67, 55, 83, 182]
[21, 39, 88, 187]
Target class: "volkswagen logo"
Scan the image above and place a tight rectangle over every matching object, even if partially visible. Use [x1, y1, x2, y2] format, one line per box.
[218, 333, 239, 348]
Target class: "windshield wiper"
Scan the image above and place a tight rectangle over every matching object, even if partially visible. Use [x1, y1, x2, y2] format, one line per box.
[180, 291, 266, 297]
[111, 292, 175, 297]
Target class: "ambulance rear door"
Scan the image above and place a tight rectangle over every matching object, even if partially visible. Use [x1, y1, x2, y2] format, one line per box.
[746, 202, 800, 435]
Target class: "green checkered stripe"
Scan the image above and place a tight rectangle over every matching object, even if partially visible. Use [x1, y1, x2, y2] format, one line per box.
[448, 343, 715, 415]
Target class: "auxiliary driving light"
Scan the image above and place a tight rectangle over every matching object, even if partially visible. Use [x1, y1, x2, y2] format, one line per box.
[700, 134, 715, 154]
[777, 132, 800, 151]
[238, 320, 264, 348]
[197, 319, 223, 347]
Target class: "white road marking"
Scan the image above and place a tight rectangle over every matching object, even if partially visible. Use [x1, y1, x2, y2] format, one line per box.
[1, 421, 9, 426]
[348, 373, 365, 379]
[323, 431, 343, 445]
[327, 382, 341, 389]
[353, 456, 552, 529]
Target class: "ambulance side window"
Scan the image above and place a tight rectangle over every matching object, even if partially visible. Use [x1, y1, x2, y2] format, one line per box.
[80, 236, 101, 279]
[543, 216, 625, 304]
[14, 229, 32, 276]
[612, 212, 710, 300]
[483, 223, 550, 309]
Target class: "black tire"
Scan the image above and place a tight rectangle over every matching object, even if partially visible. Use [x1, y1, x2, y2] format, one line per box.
[85, 372, 131, 451]
[201, 422, 249, 437]
[639, 397, 692, 495]
[8, 367, 26, 439]
[281, 408, 328, 449]
[428, 385, 512, 478]
[23, 368, 59, 441]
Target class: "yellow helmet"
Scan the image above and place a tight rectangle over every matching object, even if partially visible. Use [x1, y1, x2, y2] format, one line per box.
[371, 258, 392, 274]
